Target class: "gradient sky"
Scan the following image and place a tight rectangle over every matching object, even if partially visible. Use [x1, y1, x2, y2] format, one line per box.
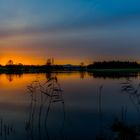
[0, 0, 140, 65]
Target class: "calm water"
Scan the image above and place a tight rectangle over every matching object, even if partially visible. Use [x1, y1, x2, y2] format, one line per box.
[0, 72, 140, 140]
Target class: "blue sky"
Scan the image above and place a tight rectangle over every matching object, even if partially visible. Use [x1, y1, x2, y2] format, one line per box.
[0, 0, 140, 64]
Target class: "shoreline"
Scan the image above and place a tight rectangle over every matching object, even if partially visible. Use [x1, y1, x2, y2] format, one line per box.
[1, 67, 140, 74]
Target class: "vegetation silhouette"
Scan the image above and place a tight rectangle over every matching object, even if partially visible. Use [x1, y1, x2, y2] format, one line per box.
[0, 118, 15, 140]
[121, 79, 140, 117]
[26, 75, 66, 140]
[1, 60, 140, 74]
[96, 85, 108, 140]
[95, 83, 140, 140]
[119, 79, 140, 140]
[87, 61, 139, 69]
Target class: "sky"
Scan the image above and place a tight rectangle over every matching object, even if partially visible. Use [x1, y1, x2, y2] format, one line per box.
[0, 0, 140, 65]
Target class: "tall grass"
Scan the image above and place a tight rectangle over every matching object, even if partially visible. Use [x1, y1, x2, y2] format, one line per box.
[26, 75, 65, 140]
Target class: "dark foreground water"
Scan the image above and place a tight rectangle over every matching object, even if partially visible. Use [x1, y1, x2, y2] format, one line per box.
[0, 72, 140, 140]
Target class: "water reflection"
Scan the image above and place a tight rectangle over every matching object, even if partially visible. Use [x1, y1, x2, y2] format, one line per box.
[0, 72, 140, 139]
[6, 74, 22, 82]
[0, 71, 139, 83]
[89, 71, 139, 79]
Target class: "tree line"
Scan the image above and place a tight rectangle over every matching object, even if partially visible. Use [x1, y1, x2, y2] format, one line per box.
[87, 61, 140, 69]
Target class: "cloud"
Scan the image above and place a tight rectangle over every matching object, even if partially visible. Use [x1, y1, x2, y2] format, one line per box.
[0, 0, 140, 64]
[0, 0, 140, 39]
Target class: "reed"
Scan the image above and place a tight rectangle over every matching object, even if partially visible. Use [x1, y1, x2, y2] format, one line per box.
[26, 75, 65, 140]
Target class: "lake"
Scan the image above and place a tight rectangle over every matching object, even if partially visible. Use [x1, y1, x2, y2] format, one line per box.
[0, 72, 140, 140]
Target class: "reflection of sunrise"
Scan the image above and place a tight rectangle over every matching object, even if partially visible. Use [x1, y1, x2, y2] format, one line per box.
[0, 74, 46, 90]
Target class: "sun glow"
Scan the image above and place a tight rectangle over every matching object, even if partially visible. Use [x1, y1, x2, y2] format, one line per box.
[0, 54, 45, 65]
[0, 53, 85, 65]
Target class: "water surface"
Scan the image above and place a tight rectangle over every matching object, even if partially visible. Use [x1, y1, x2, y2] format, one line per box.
[0, 72, 140, 140]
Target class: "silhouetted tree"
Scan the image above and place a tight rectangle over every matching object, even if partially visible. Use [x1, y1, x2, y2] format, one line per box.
[80, 62, 84, 67]
[46, 59, 52, 66]
[6, 60, 14, 66]
[87, 61, 139, 69]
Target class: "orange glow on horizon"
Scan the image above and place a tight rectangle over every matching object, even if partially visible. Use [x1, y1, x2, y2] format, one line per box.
[0, 38, 89, 65]
[0, 36, 89, 65]
[0, 55, 44, 65]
